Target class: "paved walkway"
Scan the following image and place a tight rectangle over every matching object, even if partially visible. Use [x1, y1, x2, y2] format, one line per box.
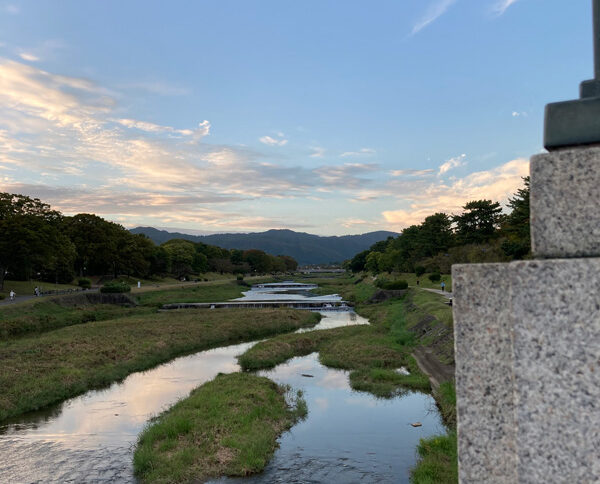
[414, 287, 453, 299]
[0, 289, 99, 306]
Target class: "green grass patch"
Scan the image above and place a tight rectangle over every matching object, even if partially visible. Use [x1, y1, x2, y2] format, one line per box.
[411, 432, 458, 484]
[0, 309, 320, 421]
[239, 297, 432, 398]
[386, 273, 452, 292]
[433, 381, 456, 427]
[0, 298, 152, 339]
[134, 372, 307, 482]
[135, 280, 246, 308]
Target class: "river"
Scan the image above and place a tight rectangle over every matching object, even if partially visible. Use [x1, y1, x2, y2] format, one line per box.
[0, 284, 443, 483]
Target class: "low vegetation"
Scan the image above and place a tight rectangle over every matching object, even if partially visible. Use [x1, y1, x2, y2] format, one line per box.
[301, 275, 458, 483]
[411, 432, 458, 484]
[0, 308, 319, 420]
[134, 280, 247, 308]
[134, 373, 307, 482]
[0, 280, 252, 339]
[239, 293, 430, 398]
[100, 281, 131, 293]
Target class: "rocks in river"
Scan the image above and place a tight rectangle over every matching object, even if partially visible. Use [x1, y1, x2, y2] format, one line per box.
[411, 422, 422, 427]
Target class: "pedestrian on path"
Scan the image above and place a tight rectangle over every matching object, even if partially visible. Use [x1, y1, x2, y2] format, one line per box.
[9, 290, 15, 300]
[441, 281, 446, 292]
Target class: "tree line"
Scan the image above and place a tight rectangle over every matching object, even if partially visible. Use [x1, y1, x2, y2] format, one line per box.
[346, 177, 530, 274]
[0, 193, 298, 290]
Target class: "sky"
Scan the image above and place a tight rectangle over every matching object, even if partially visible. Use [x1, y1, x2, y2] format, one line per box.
[0, 0, 593, 235]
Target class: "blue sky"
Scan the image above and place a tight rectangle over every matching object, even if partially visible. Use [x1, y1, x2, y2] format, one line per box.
[0, 0, 593, 235]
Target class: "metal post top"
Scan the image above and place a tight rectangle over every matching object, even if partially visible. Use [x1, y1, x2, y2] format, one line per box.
[545, 0, 600, 149]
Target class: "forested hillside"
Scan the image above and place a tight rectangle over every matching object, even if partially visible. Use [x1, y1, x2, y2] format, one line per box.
[131, 227, 398, 265]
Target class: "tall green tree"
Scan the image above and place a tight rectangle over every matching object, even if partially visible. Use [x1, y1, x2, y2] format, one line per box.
[501, 177, 531, 259]
[453, 200, 503, 245]
[0, 194, 73, 289]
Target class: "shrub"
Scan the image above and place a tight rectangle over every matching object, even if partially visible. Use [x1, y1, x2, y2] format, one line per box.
[236, 274, 244, 281]
[100, 281, 131, 293]
[376, 279, 408, 290]
[78, 278, 92, 289]
[0, 294, 5, 300]
[415, 266, 426, 277]
[428, 272, 441, 283]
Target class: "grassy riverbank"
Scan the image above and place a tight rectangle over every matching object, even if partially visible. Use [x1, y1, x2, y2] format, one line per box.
[249, 275, 458, 483]
[0, 280, 249, 339]
[0, 308, 319, 420]
[134, 373, 307, 482]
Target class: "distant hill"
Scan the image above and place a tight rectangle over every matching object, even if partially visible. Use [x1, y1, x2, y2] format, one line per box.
[130, 227, 399, 265]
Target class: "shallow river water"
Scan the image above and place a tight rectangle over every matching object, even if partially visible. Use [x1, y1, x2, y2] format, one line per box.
[0, 286, 443, 483]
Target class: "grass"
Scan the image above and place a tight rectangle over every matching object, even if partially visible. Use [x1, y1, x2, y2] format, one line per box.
[410, 432, 458, 484]
[134, 280, 248, 307]
[298, 275, 459, 483]
[0, 308, 320, 421]
[393, 272, 453, 292]
[239, 296, 431, 397]
[134, 372, 307, 483]
[0, 279, 252, 339]
[0, 297, 151, 339]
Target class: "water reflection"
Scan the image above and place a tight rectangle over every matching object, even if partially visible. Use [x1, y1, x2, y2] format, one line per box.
[0, 310, 366, 483]
[212, 354, 444, 484]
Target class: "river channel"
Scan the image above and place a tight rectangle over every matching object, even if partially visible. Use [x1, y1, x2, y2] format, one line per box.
[0, 283, 443, 483]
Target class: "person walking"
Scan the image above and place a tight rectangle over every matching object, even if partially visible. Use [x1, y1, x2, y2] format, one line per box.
[441, 281, 446, 292]
[9, 290, 15, 300]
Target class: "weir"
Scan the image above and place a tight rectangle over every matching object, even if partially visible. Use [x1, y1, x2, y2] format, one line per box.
[162, 300, 351, 311]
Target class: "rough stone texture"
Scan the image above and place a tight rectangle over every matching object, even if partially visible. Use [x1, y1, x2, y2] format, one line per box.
[452, 263, 517, 484]
[454, 258, 600, 483]
[530, 147, 600, 258]
[511, 258, 600, 483]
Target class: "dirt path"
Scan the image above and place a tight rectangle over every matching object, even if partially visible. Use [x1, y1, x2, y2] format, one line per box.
[412, 346, 455, 390]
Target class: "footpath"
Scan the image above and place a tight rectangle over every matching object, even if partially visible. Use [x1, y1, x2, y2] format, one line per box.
[417, 287, 453, 299]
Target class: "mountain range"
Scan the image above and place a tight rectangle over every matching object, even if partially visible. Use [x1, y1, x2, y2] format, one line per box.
[130, 227, 398, 265]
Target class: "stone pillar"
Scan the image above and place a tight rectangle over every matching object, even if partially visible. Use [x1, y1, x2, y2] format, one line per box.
[453, 147, 600, 483]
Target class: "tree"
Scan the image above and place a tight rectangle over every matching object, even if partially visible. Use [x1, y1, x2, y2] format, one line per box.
[348, 250, 369, 272]
[243, 249, 273, 273]
[501, 177, 531, 259]
[453, 200, 503, 245]
[419, 213, 454, 257]
[0, 194, 73, 289]
[365, 252, 381, 274]
[162, 239, 196, 278]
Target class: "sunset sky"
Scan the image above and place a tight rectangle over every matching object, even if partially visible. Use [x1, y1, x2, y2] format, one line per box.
[0, 0, 592, 235]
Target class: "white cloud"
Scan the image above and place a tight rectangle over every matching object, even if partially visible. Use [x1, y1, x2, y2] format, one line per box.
[340, 148, 376, 158]
[259, 135, 288, 146]
[382, 158, 529, 228]
[389, 168, 434, 177]
[19, 53, 39, 62]
[412, 0, 457, 35]
[511, 111, 527, 117]
[310, 146, 325, 158]
[115, 118, 210, 139]
[121, 80, 191, 96]
[315, 163, 379, 189]
[5, 4, 19, 14]
[493, 0, 521, 16]
[438, 153, 466, 176]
